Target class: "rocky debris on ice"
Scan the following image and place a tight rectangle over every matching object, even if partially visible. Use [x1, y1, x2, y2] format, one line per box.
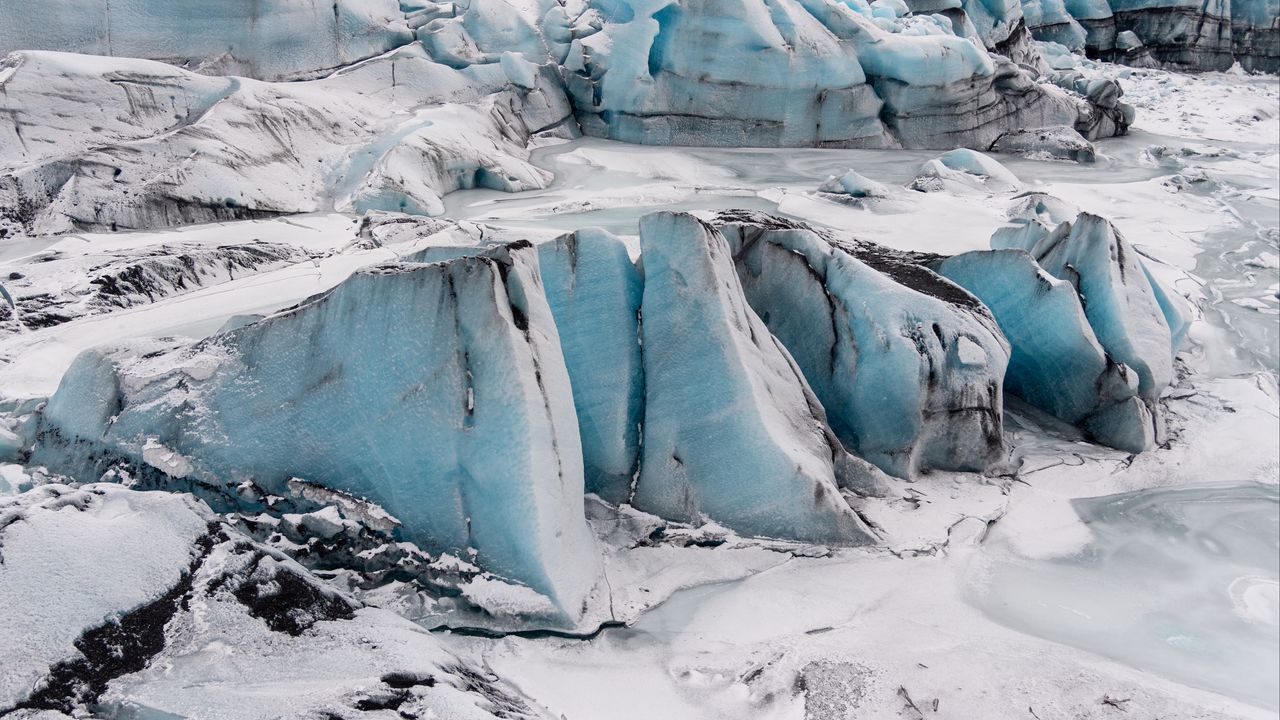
[0, 47, 573, 236]
[0, 241, 307, 332]
[0, 483, 544, 719]
[910, 149, 1022, 194]
[711, 210, 1010, 479]
[991, 125, 1098, 162]
[32, 243, 603, 625]
[632, 212, 877, 545]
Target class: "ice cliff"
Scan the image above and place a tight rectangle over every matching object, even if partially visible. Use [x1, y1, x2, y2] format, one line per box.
[934, 194, 1190, 450]
[1021, 0, 1278, 70]
[34, 244, 602, 623]
[712, 211, 1010, 478]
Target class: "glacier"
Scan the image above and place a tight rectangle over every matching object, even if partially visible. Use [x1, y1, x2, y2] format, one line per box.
[713, 211, 1010, 478]
[33, 245, 602, 622]
[937, 197, 1192, 450]
[536, 228, 645, 505]
[632, 212, 876, 544]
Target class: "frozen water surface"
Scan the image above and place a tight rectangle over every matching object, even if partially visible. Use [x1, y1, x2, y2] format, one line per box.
[968, 484, 1280, 709]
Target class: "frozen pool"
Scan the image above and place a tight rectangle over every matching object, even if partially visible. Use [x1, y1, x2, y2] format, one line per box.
[967, 483, 1280, 709]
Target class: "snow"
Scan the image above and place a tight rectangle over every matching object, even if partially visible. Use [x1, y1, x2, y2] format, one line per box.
[0, 484, 212, 709]
[0, 48, 1275, 720]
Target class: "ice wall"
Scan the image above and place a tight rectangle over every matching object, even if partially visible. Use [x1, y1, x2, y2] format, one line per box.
[633, 212, 876, 543]
[537, 229, 644, 504]
[35, 245, 601, 621]
[712, 211, 1009, 479]
[1020, 0, 1277, 70]
[0, 0, 414, 81]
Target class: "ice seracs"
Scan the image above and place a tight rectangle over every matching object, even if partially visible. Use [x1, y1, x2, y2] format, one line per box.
[34, 245, 601, 622]
[712, 211, 1010, 479]
[633, 212, 875, 544]
[536, 228, 644, 505]
[910, 149, 1021, 194]
[937, 198, 1191, 451]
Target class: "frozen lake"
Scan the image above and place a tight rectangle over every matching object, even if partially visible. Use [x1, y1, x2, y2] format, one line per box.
[968, 483, 1280, 709]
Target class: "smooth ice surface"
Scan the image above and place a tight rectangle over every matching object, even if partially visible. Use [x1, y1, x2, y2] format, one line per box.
[537, 229, 644, 504]
[633, 212, 874, 544]
[969, 483, 1280, 709]
[36, 248, 601, 619]
[1035, 212, 1174, 398]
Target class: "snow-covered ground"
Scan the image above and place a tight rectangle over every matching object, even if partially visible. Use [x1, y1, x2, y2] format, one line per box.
[0, 65, 1276, 719]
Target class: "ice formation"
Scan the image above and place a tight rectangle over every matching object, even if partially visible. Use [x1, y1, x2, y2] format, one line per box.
[0, 48, 572, 235]
[818, 169, 892, 199]
[0, 0, 1146, 242]
[632, 212, 876, 544]
[712, 211, 1010, 479]
[938, 196, 1191, 450]
[1021, 0, 1279, 70]
[34, 245, 602, 621]
[0, 0, 414, 81]
[910, 149, 1022, 193]
[536, 229, 644, 504]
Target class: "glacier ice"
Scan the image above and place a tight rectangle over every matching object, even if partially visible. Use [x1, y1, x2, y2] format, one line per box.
[911, 149, 1021, 194]
[818, 169, 892, 199]
[34, 245, 601, 620]
[933, 249, 1154, 450]
[712, 211, 1010, 478]
[939, 200, 1190, 450]
[1019, 0, 1277, 70]
[632, 212, 876, 544]
[0, 48, 573, 235]
[0, 0, 414, 81]
[536, 228, 644, 505]
[990, 125, 1097, 163]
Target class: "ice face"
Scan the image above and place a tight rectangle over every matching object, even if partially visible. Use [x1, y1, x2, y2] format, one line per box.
[933, 249, 1154, 451]
[35, 245, 601, 621]
[536, 229, 644, 504]
[1020, 0, 1273, 70]
[713, 211, 1009, 479]
[0, 0, 414, 81]
[1034, 213, 1174, 400]
[632, 212, 875, 544]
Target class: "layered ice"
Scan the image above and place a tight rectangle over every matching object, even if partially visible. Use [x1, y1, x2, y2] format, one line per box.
[712, 211, 1009, 479]
[34, 244, 601, 620]
[0, 48, 572, 235]
[632, 212, 875, 544]
[0, 0, 414, 81]
[536, 229, 644, 504]
[558, 0, 1131, 149]
[1020, 0, 1277, 70]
